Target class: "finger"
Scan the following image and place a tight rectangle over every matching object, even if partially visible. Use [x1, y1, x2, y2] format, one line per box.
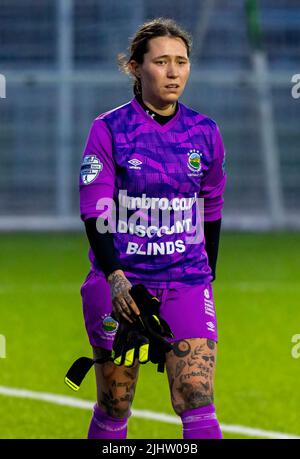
[115, 298, 133, 323]
[124, 292, 140, 316]
[112, 303, 122, 322]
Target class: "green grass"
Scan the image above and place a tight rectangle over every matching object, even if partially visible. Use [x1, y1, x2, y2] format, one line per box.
[0, 232, 300, 439]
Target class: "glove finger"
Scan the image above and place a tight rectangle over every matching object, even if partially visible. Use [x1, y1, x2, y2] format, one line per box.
[112, 321, 131, 366]
[137, 335, 150, 364]
[112, 340, 126, 366]
[145, 314, 174, 339]
[124, 347, 135, 367]
[124, 329, 142, 367]
[157, 318, 174, 338]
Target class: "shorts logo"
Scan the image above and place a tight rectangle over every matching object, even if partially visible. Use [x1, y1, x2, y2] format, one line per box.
[204, 288, 215, 317]
[102, 316, 119, 334]
[204, 288, 210, 299]
[80, 155, 103, 184]
[206, 321, 215, 332]
[187, 150, 202, 176]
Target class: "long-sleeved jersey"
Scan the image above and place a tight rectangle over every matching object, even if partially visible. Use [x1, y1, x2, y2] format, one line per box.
[80, 97, 226, 288]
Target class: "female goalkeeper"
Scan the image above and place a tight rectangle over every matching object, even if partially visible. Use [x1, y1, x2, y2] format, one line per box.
[79, 17, 226, 439]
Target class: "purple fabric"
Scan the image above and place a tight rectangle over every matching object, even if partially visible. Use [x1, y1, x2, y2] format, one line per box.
[79, 97, 226, 288]
[181, 404, 223, 439]
[81, 270, 218, 348]
[80, 270, 115, 349]
[87, 403, 128, 439]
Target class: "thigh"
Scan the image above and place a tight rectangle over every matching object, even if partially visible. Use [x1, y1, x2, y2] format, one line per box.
[159, 283, 218, 344]
[93, 346, 140, 418]
[165, 337, 217, 415]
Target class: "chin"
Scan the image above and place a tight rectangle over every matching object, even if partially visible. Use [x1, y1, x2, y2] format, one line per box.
[162, 94, 179, 104]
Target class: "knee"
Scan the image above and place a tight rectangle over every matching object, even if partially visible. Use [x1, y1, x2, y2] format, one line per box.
[99, 401, 132, 419]
[171, 380, 214, 416]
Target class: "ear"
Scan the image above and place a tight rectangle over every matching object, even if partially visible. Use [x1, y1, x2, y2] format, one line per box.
[129, 60, 140, 78]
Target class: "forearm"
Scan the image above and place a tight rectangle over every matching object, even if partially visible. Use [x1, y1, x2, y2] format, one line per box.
[84, 217, 123, 280]
[204, 218, 222, 281]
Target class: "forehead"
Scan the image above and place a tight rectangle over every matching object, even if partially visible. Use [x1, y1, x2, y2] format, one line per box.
[145, 36, 188, 58]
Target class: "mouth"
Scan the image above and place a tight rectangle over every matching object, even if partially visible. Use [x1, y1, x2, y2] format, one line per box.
[165, 84, 179, 90]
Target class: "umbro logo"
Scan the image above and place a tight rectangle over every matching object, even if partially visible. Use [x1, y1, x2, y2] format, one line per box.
[128, 158, 142, 170]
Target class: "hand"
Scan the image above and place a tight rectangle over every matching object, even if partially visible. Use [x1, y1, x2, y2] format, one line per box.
[107, 270, 140, 323]
[112, 322, 150, 367]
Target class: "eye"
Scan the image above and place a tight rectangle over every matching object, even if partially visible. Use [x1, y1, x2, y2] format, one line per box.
[156, 60, 166, 65]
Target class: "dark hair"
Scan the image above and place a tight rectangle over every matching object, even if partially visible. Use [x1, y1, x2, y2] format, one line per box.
[118, 17, 192, 96]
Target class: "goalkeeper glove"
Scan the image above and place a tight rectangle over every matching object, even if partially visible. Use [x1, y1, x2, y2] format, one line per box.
[111, 314, 150, 367]
[128, 284, 174, 372]
[64, 284, 174, 391]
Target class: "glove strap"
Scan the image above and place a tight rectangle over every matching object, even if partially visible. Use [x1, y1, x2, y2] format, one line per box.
[65, 355, 112, 391]
[157, 358, 165, 373]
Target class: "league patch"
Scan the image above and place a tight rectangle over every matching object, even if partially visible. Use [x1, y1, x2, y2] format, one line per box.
[102, 316, 119, 334]
[80, 155, 103, 184]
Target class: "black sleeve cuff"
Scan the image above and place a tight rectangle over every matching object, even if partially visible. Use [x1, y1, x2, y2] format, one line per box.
[204, 218, 222, 282]
[84, 217, 123, 280]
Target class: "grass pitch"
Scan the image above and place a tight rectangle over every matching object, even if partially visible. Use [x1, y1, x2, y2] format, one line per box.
[0, 232, 299, 438]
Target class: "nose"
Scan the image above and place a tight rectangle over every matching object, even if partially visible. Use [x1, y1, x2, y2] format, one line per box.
[167, 62, 179, 78]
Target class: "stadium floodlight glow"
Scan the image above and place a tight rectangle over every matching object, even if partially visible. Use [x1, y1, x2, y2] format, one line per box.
[0, 74, 6, 98]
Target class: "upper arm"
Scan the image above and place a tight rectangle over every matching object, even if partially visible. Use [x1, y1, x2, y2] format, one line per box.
[79, 119, 116, 221]
[199, 123, 227, 222]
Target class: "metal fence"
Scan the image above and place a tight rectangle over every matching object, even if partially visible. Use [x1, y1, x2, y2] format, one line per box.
[0, 0, 299, 230]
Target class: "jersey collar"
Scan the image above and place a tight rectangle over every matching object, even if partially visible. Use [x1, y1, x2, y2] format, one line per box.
[132, 96, 181, 133]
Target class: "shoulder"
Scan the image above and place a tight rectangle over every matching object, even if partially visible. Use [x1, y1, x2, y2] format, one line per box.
[95, 99, 134, 123]
[88, 99, 135, 137]
[179, 102, 220, 136]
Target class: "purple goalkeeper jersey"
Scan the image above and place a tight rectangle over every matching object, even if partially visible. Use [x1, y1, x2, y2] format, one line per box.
[79, 97, 226, 288]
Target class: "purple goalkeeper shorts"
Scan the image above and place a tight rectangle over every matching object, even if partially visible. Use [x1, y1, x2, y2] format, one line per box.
[80, 269, 218, 350]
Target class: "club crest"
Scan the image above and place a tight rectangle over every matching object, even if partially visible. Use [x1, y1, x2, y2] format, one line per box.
[187, 150, 202, 176]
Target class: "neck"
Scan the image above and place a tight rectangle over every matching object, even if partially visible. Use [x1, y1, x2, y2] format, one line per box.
[139, 95, 177, 116]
